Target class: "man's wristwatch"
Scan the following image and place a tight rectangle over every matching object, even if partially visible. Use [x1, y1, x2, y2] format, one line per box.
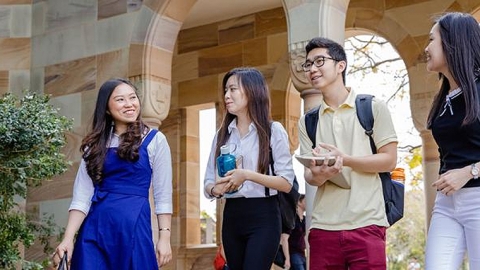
[471, 163, 479, 180]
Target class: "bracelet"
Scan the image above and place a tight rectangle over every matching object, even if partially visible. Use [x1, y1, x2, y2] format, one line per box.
[210, 186, 222, 199]
[159, 228, 170, 231]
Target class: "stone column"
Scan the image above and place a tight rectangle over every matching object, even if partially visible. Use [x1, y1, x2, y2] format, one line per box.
[420, 130, 439, 230]
[129, 75, 171, 127]
[160, 108, 184, 268]
[409, 64, 441, 232]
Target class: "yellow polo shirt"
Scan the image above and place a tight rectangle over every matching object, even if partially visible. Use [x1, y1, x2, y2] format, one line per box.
[298, 89, 397, 230]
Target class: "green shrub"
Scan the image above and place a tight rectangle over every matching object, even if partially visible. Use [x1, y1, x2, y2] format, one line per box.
[0, 93, 72, 269]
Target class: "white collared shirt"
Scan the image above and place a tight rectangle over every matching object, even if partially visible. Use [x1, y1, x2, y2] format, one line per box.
[69, 129, 173, 215]
[203, 120, 295, 198]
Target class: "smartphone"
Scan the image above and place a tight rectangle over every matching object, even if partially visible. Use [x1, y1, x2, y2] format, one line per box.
[316, 156, 336, 166]
[295, 155, 336, 167]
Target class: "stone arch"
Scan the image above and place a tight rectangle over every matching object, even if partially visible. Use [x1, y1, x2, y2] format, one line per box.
[122, 1, 211, 267]
[344, 3, 480, 229]
[346, 7, 428, 131]
[345, 6, 435, 229]
[126, 1, 294, 267]
[270, 52, 301, 153]
[170, 4, 295, 248]
[126, 1, 200, 127]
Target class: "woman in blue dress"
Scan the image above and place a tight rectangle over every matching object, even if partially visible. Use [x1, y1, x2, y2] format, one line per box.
[53, 78, 173, 269]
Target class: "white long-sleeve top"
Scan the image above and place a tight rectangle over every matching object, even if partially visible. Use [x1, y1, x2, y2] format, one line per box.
[204, 120, 295, 198]
[69, 130, 173, 215]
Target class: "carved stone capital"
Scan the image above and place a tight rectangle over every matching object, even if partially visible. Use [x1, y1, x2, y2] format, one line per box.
[289, 41, 312, 93]
[130, 76, 171, 127]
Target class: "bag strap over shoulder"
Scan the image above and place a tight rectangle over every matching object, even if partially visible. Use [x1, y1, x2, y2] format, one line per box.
[266, 122, 275, 197]
[266, 143, 275, 197]
[354, 94, 394, 198]
[266, 122, 299, 197]
[355, 94, 376, 153]
[305, 107, 320, 149]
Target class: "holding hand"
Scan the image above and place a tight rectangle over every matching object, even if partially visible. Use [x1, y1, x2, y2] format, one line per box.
[312, 143, 343, 159]
[216, 169, 247, 193]
[52, 240, 73, 269]
[433, 166, 472, 196]
[211, 181, 229, 197]
[306, 143, 344, 186]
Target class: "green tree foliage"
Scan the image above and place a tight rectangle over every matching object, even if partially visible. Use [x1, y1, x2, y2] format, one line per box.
[404, 147, 424, 188]
[387, 189, 426, 269]
[0, 93, 72, 269]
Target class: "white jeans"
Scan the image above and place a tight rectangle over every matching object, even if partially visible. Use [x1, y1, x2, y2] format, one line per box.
[425, 187, 480, 270]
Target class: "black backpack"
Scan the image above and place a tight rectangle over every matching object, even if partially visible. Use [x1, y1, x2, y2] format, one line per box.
[304, 94, 404, 226]
[266, 125, 300, 231]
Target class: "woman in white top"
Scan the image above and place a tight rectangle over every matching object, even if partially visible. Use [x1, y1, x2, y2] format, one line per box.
[204, 67, 295, 270]
[52, 78, 173, 269]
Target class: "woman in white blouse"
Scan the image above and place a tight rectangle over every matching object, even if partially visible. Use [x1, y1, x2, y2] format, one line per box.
[204, 67, 295, 270]
[53, 78, 172, 269]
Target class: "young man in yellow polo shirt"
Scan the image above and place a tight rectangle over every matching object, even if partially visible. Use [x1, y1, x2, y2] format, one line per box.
[297, 37, 398, 269]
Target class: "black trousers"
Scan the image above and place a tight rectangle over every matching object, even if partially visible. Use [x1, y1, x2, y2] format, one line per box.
[222, 196, 281, 270]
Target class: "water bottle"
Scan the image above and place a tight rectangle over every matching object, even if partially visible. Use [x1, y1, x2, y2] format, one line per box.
[216, 145, 236, 177]
[391, 168, 405, 185]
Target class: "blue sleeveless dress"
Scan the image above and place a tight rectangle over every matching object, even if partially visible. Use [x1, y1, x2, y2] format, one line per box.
[71, 130, 159, 270]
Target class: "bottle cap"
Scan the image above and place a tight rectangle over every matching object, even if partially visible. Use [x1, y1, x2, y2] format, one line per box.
[220, 145, 230, 155]
[391, 167, 405, 180]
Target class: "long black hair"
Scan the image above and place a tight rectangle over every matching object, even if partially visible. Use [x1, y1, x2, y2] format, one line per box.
[427, 12, 480, 128]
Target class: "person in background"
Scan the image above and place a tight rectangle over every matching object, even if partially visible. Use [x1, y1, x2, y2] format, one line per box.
[407, 257, 421, 270]
[288, 194, 306, 270]
[52, 78, 173, 269]
[424, 12, 480, 270]
[275, 194, 307, 270]
[297, 37, 398, 270]
[203, 67, 295, 270]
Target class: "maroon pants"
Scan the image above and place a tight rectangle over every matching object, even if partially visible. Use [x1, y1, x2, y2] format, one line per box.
[309, 225, 386, 270]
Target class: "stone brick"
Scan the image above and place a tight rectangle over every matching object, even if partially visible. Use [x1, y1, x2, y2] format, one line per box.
[198, 43, 242, 77]
[177, 23, 219, 54]
[255, 7, 286, 37]
[44, 56, 96, 97]
[0, 38, 30, 69]
[98, 0, 127, 20]
[243, 37, 267, 67]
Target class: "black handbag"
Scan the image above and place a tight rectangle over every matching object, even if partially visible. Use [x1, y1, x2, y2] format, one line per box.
[266, 123, 300, 231]
[57, 252, 69, 270]
[275, 177, 300, 230]
[267, 147, 300, 231]
[273, 245, 286, 267]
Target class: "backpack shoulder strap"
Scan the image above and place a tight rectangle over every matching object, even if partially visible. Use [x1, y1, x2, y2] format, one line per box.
[355, 94, 392, 194]
[355, 94, 376, 154]
[266, 122, 275, 196]
[304, 106, 320, 149]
